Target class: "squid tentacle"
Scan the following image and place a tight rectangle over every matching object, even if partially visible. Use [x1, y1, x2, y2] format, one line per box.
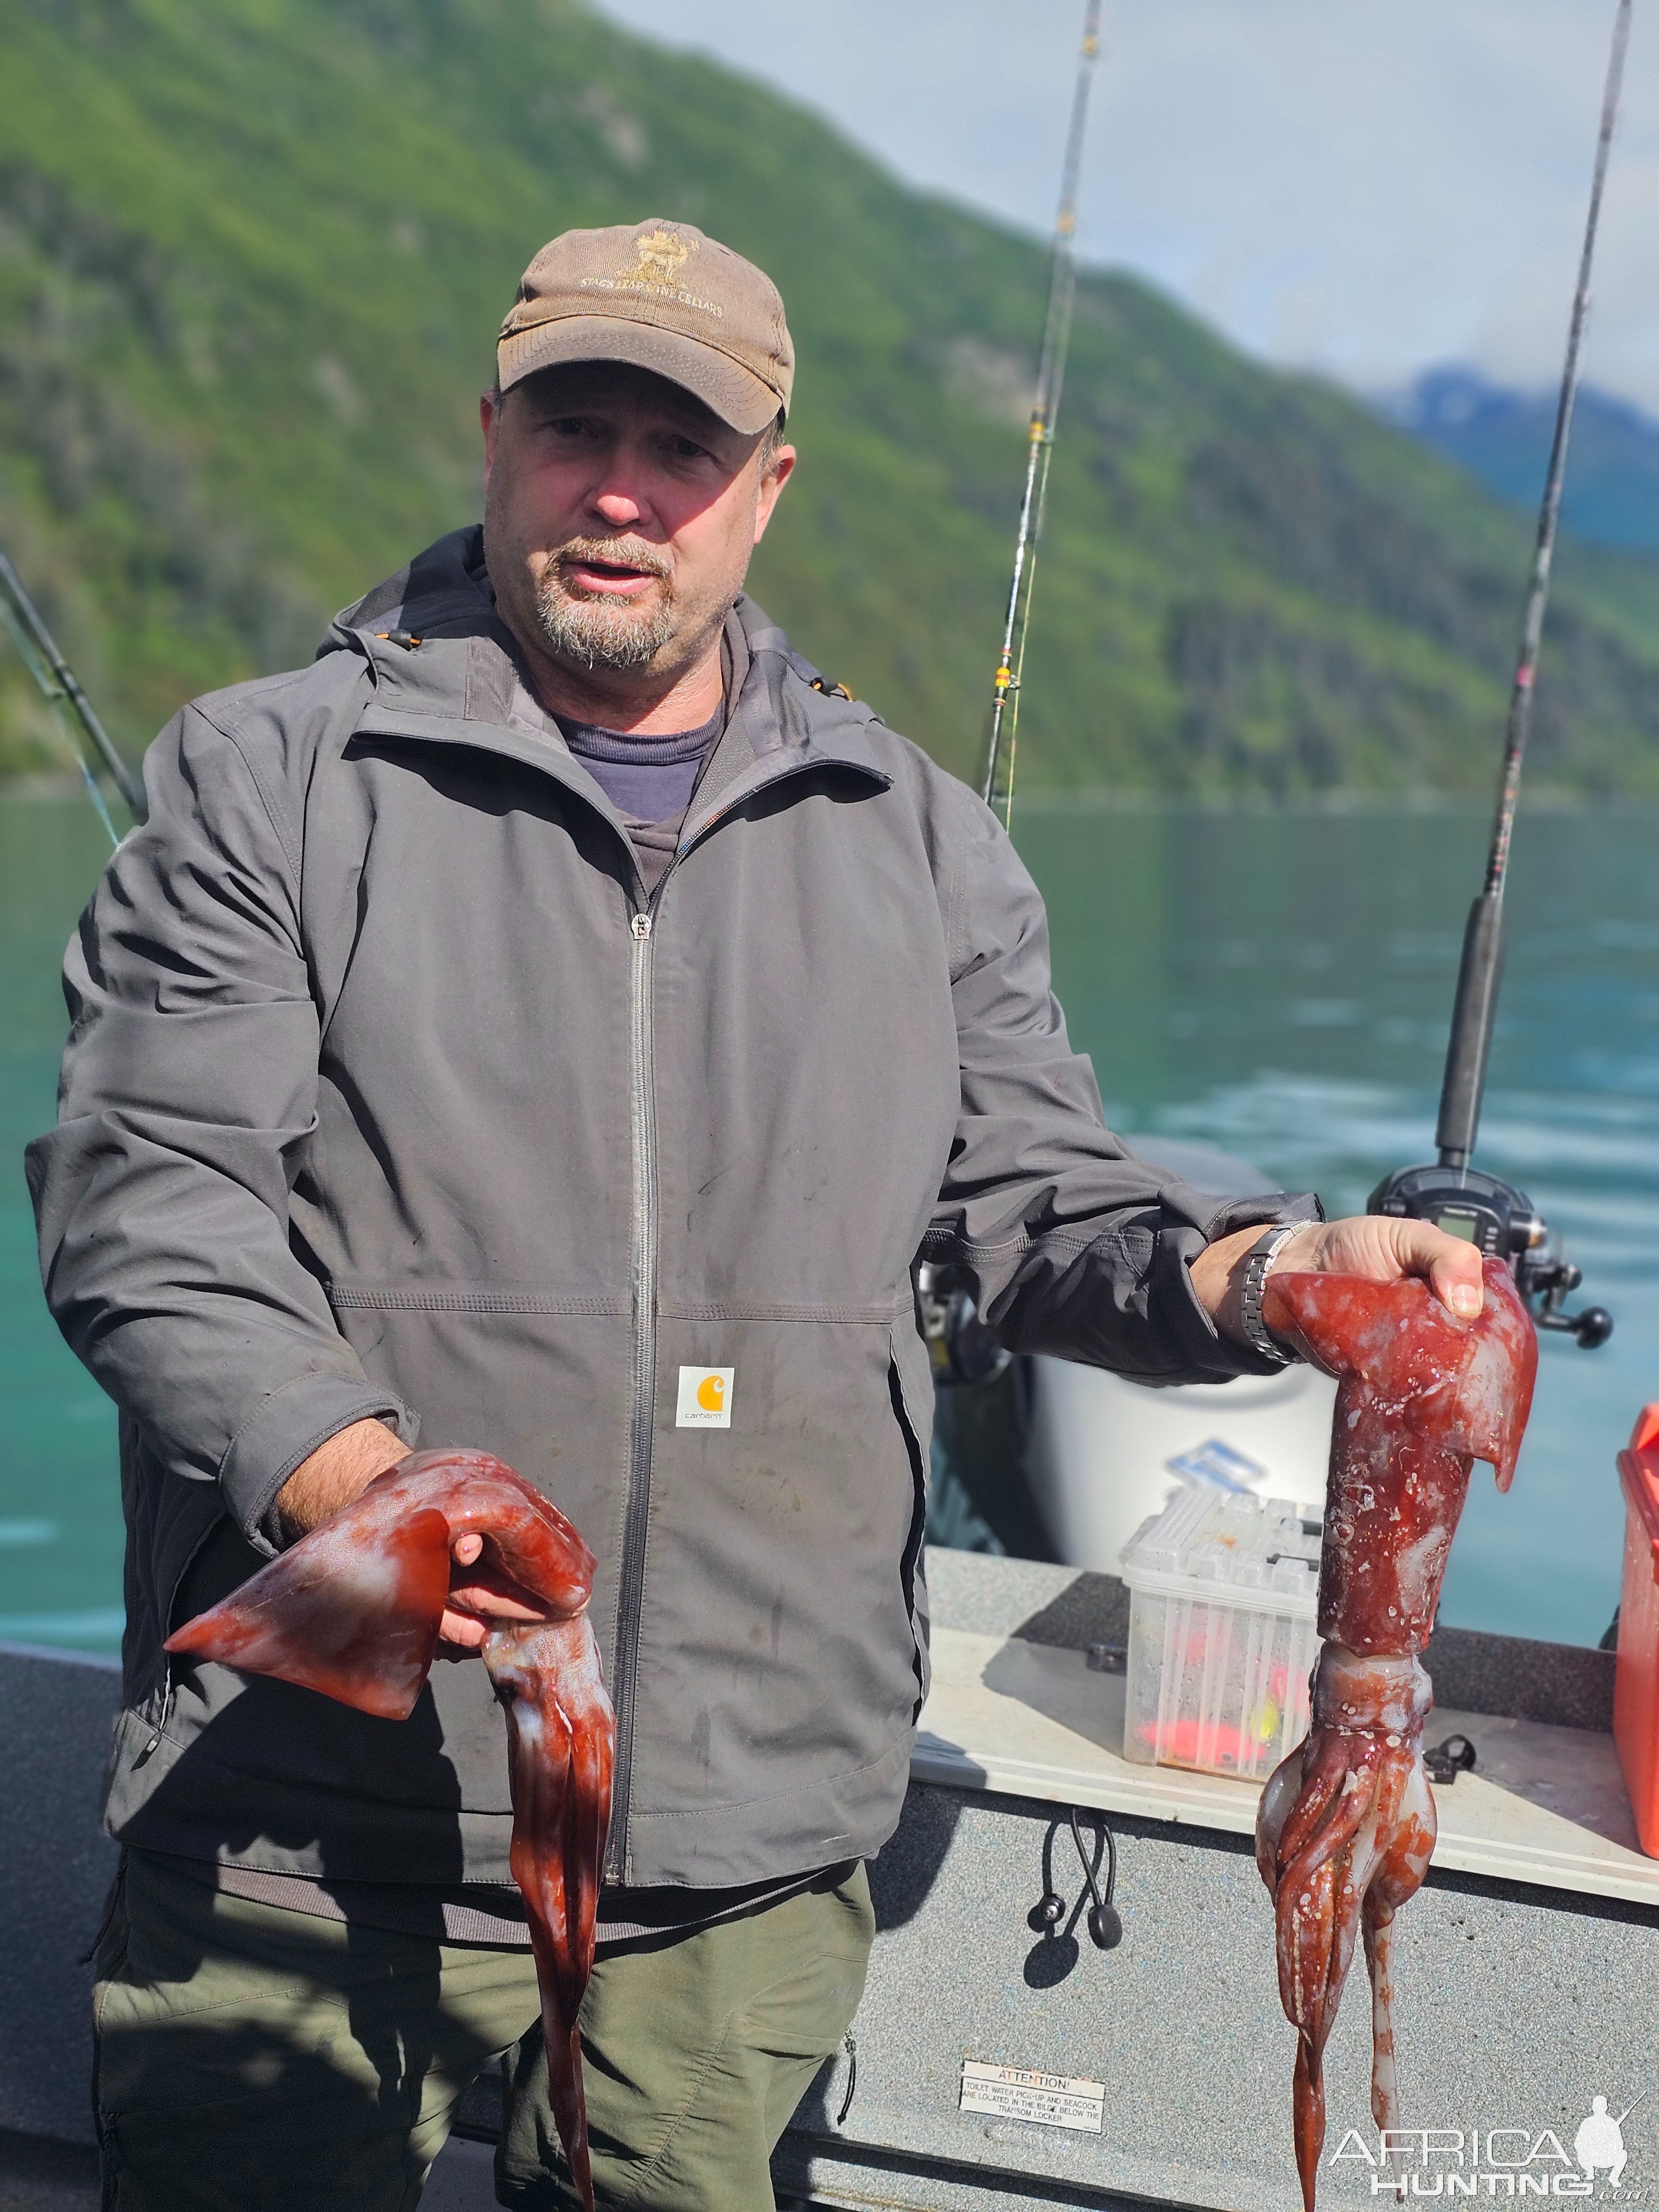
[1364, 1902, 1401, 2140]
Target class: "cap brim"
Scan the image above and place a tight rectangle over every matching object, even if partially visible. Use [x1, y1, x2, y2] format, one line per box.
[497, 316, 782, 434]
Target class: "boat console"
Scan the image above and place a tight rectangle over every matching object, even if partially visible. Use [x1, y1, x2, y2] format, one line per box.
[764, 1549, 1656, 2211]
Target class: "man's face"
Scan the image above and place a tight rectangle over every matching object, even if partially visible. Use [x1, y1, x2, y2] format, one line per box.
[481, 363, 793, 693]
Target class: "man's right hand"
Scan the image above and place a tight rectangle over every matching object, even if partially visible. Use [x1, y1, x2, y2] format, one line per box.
[272, 1420, 552, 1656]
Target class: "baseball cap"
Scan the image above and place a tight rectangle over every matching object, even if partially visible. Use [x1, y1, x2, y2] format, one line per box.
[497, 219, 794, 434]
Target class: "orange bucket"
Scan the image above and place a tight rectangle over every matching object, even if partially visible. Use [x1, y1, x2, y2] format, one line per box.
[1614, 1405, 1659, 1856]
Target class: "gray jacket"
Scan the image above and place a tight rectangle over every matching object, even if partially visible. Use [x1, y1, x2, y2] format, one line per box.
[28, 528, 1307, 1891]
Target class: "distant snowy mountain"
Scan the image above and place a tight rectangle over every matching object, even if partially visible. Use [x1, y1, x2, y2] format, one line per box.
[1379, 368, 1659, 555]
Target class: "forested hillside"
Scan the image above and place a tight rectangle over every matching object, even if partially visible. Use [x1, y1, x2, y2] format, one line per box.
[3, 0, 1658, 797]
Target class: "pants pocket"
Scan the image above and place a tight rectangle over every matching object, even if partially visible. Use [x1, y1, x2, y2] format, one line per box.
[93, 1853, 538, 2212]
[497, 1866, 876, 2212]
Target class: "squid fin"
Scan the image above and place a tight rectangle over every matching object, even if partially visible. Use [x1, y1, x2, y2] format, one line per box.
[165, 1507, 452, 1720]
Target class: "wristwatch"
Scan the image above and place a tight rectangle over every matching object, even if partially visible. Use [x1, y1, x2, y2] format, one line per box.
[1238, 1225, 1302, 1366]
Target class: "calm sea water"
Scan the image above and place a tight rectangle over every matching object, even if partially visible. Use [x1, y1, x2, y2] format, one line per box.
[3, 795, 1654, 1652]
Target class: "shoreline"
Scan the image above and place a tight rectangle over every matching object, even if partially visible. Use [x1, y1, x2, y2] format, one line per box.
[3, 776, 1657, 817]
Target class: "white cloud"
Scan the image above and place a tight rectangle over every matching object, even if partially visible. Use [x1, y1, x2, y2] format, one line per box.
[592, 0, 1659, 414]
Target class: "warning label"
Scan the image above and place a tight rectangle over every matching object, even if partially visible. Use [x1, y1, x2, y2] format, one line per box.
[959, 2060, 1105, 2134]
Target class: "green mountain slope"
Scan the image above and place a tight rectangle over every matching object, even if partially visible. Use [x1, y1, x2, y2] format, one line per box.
[3, 0, 1658, 798]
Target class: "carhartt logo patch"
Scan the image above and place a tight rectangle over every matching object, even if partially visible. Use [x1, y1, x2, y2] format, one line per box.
[676, 1366, 734, 1429]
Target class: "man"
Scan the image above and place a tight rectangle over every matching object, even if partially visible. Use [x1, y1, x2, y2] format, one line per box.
[29, 218, 1480, 2211]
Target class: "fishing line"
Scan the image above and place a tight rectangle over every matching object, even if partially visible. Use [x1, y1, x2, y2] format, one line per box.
[979, 0, 1102, 831]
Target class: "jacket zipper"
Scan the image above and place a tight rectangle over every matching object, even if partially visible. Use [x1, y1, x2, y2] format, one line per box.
[598, 756, 891, 1881]
[606, 895, 661, 1881]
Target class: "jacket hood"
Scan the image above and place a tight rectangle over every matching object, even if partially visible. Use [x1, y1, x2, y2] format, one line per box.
[319, 525, 504, 659]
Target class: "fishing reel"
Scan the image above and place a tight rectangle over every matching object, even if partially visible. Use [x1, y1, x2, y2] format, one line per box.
[916, 1262, 1011, 1387]
[1368, 1163, 1612, 1349]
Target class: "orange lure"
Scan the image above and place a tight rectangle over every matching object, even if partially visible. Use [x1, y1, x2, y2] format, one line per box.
[166, 1448, 614, 2212]
[1255, 1260, 1536, 2211]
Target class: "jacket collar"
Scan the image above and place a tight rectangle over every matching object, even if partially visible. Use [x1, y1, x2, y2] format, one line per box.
[330, 528, 894, 847]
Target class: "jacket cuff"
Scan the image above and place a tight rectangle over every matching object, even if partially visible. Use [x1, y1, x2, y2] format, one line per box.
[218, 1372, 418, 1554]
[1153, 1192, 1324, 1381]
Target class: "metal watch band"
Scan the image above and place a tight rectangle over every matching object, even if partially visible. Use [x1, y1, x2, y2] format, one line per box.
[1238, 1225, 1301, 1366]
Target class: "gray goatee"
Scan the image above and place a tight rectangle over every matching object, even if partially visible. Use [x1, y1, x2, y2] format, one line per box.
[531, 540, 674, 674]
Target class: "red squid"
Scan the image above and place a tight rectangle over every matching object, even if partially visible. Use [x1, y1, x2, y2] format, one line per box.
[165, 1448, 615, 2212]
[1255, 1259, 1536, 2212]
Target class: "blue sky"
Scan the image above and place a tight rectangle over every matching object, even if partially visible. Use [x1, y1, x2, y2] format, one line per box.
[594, 1, 1659, 416]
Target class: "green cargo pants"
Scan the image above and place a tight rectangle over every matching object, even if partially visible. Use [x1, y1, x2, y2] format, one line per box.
[93, 1850, 873, 2212]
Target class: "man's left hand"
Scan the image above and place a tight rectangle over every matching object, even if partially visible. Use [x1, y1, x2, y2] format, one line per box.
[1192, 1213, 1484, 1358]
[438, 1533, 552, 1657]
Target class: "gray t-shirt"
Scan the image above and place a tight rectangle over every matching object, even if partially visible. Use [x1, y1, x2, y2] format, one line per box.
[557, 706, 722, 896]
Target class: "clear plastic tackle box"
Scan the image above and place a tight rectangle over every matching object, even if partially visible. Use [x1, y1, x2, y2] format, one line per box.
[1119, 1485, 1323, 1781]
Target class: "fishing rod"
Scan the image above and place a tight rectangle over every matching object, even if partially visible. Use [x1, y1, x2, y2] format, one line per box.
[925, 1, 1104, 1386]
[1370, 0, 1631, 1349]
[0, 549, 146, 840]
[978, 0, 1102, 830]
